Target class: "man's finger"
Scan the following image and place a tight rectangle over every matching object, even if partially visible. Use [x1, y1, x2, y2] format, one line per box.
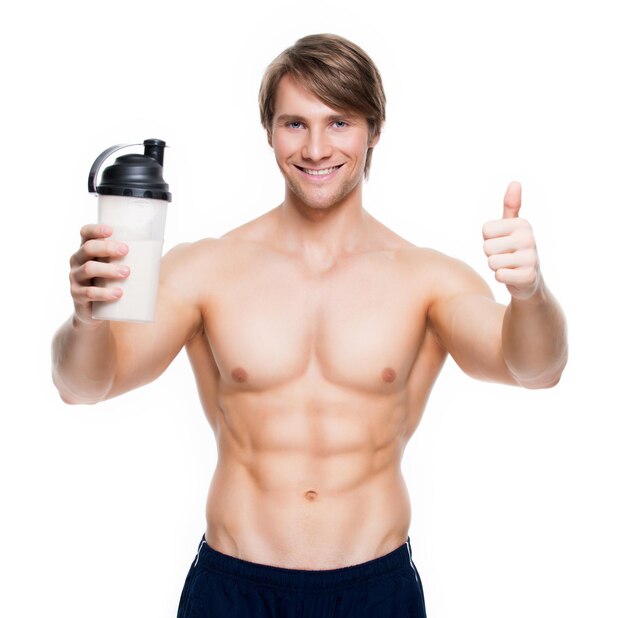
[483, 234, 528, 257]
[80, 223, 112, 245]
[502, 181, 522, 219]
[482, 218, 520, 240]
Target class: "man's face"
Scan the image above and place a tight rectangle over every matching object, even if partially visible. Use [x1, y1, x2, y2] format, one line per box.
[268, 74, 378, 211]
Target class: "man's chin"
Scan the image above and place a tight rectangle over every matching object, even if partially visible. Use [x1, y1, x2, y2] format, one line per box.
[294, 194, 343, 212]
[286, 181, 358, 212]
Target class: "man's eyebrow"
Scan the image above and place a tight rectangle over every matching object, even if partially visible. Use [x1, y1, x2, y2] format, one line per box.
[274, 113, 358, 124]
[275, 114, 306, 124]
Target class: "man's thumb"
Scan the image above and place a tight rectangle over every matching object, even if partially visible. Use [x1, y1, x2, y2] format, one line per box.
[503, 181, 522, 219]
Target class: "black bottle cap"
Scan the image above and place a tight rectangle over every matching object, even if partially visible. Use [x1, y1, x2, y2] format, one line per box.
[89, 139, 172, 202]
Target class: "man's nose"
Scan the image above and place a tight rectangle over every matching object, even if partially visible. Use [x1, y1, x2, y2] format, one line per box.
[301, 127, 332, 161]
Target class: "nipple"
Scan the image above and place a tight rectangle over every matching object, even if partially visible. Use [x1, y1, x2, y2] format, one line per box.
[382, 367, 397, 383]
[231, 367, 248, 383]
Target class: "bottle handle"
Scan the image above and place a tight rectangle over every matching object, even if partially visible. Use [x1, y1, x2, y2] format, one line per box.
[87, 142, 141, 194]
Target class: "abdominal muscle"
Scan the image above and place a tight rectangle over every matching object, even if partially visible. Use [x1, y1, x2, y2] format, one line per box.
[202, 389, 414, 570]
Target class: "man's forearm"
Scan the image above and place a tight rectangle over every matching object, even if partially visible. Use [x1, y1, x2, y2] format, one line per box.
[51, 315, 117, 404]
[502, 274, 568, 388]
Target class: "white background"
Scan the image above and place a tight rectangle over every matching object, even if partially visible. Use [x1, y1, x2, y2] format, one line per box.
[1, 0, 624, 616]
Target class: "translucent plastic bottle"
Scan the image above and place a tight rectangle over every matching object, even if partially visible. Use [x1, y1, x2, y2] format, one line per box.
[87, 139, 172, 323]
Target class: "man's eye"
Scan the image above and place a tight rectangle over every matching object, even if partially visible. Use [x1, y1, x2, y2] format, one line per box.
[334, 121, 348, 128]
[288, 121, 303, 129]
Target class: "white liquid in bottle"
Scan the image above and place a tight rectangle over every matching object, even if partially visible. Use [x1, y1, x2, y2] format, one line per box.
[92, 239, 164, 323]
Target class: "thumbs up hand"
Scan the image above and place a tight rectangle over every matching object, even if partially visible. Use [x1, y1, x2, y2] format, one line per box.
[482, 181, 541, 300]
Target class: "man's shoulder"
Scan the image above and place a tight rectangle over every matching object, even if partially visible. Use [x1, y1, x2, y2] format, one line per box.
[162, 237, 221, 266]
[395, 244, 492, 300]
[423, 248, 493, 301]
[162, 220, 273, 279]
[368, 220, 461, 268]
[162, 236, 249, 273]
[397, 243, 462, 272]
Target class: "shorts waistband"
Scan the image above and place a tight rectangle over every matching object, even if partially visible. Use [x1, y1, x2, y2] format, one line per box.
[192, 535, 416, 591]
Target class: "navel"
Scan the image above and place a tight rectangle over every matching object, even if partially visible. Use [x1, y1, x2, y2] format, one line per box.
[382, 367, 397, 383]
[304, 490, 318, 501]
[231, 367, 248, 383]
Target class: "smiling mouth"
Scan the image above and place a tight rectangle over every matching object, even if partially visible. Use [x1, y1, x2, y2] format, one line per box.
[295, 164, 343, 176]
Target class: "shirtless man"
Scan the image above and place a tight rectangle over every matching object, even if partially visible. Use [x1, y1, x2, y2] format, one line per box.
[52, 34, 568, 617]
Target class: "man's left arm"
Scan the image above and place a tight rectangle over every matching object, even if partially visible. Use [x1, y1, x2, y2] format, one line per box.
[482, 181, 568, 388]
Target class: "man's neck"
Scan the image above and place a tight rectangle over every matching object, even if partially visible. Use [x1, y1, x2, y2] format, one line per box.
[276, 189, 373, 267]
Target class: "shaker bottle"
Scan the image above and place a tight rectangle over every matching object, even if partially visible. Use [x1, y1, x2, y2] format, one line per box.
[87, 138, 172, 323]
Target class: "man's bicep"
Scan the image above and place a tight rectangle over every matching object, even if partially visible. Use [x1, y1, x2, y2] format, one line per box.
[105, 242, 206, 399]
[428, 257, 519, 386]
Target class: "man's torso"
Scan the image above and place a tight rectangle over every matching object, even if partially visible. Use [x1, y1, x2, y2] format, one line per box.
[180, 208, 449, 569]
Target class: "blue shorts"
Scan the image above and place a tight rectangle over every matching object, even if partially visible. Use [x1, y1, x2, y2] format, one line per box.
[177, 534, 427, 617]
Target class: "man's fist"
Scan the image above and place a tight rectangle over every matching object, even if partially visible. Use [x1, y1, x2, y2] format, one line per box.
[482, 181, 541, 300]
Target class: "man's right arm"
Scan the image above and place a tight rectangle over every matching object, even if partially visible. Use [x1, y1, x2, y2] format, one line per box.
[51, 224, 207, 404]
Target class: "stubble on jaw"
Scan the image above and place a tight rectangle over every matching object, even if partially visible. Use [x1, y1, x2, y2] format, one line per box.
[281, 163, 365, 213]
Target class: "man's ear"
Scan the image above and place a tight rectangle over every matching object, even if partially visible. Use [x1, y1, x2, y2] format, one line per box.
[369, 131, 380, 148]
[267, 129, 273, 148]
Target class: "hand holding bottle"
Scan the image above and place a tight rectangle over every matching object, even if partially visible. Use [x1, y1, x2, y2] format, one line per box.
[69, 223, 130, 327]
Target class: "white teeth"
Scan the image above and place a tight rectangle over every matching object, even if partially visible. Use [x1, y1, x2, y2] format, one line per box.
[302, 166, 339, 176]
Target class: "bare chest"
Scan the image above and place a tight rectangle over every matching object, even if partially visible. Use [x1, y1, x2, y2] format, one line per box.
[203, 251, 428, 393]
